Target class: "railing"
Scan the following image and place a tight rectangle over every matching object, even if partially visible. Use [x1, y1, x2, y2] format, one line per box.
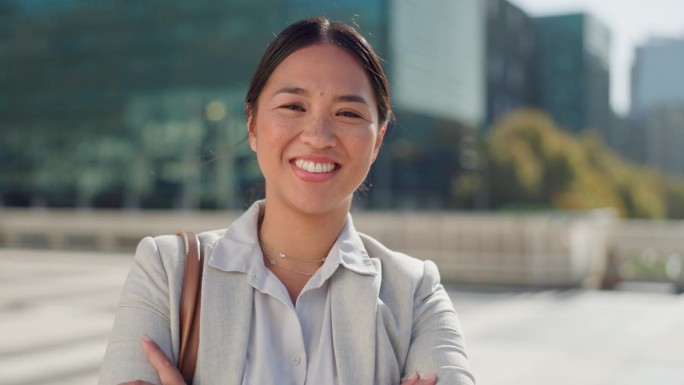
[2, 207, 682, 290]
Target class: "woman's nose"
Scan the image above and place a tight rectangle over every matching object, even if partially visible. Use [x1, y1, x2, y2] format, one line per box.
[300, 114, 337, 149]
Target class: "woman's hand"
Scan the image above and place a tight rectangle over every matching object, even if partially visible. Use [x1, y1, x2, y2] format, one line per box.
[400, 372, 437, 385]
[118, 336, 186, 385]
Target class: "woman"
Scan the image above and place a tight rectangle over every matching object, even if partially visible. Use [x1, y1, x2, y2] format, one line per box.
[99, 17, 475, 385]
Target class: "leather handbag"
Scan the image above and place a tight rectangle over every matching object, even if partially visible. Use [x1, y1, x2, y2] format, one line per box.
[176, 231, 204, 384]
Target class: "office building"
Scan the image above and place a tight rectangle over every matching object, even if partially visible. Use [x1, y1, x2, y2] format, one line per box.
[645, 106, 684, 176]
[484, 0, 538, 128]
[376, 0, 485, 208]
[0, 0, 388, 209]
[624, 37, 684, 176]
[534, 13, 612, 136]
[631, 37, 684, 114]
[389, 0, 485, 128]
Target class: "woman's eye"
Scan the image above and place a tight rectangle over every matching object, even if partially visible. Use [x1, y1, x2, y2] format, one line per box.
[282, 104, 305, 112]
[338, 110, 362, 119]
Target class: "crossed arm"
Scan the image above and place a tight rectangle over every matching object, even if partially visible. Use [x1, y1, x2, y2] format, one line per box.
[120, 336, 438, 385]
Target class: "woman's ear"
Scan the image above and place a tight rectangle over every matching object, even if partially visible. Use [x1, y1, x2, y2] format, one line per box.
[246, 105, 257, 152]
[371, 122, 387, 163]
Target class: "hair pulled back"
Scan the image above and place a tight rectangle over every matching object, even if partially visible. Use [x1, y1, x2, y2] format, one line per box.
[245, 17, 392, 125]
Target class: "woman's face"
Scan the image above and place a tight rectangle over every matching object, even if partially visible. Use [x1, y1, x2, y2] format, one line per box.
[248, 43, 386, 217]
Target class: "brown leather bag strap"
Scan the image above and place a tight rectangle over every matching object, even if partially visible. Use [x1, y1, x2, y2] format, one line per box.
[176, 231, 204, 384]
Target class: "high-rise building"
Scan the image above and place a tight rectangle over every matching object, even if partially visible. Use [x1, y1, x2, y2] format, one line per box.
[627, 37, 684, 176]
[389, 0, 485, 128]
[534, 13, 612, 136]
[646, 106, 684, 177]
[375, 0, 486, 209]
[631, 37, 684, 114]
[484, 0, 538, 128]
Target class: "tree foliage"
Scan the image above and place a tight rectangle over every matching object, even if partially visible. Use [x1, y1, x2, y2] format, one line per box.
[477, 109, 684, 219]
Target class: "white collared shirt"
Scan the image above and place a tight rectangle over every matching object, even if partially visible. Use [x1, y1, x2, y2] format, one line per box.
[209, 201, 376, 385]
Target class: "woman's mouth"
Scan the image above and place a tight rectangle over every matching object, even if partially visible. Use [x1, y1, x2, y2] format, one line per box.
[293, 159, 337, 173]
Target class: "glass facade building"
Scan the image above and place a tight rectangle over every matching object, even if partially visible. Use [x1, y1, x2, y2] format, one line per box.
[0, 0, 395, 209]
[484, 0, 538, 128]
[374, 0, 485, 209]
[534, 13, 611, 135]
[631, 37, 684, 114]
[389, 0, 485, 127]
[628, 37, 684, 177]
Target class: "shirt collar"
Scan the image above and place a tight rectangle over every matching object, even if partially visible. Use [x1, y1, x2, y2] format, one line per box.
[207, 201, 263, 277]
[335, 213, 376, 275]
[208, 200, 377, 277]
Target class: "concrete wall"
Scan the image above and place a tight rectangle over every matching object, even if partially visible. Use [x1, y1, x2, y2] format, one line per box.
[1, 208, 640, 288]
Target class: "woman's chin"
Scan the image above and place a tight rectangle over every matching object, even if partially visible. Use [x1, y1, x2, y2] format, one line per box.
[286, 194, 353, 218]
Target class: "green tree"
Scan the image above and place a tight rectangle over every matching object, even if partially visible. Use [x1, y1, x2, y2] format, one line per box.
[476, 109, 682, 219]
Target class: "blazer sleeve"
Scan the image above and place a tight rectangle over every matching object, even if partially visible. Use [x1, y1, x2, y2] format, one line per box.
[98, 236, 183, 385]
[403, 260, 476, 384]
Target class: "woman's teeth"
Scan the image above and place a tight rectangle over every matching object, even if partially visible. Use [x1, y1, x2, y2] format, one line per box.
[294, 159, 335, 173]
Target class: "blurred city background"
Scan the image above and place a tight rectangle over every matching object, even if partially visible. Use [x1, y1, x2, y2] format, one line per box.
[1, 0, 684, 384]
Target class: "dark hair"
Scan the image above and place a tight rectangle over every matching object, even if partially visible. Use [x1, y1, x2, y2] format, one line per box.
[245, 17, 392, 125]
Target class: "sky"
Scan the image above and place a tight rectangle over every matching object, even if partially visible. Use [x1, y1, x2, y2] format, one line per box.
[508, 0, 684, 116]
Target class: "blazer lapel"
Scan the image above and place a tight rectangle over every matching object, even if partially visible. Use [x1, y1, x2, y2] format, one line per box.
[199, 259, 253, 384]
[330, 265, 381, 384]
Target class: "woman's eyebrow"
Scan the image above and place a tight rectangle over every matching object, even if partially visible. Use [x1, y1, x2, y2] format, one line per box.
[336, 94, 369, 106]
[273, 86, 369, 106]
[273, 86, 307, 96]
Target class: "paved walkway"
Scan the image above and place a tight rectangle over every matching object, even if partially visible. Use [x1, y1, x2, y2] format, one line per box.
[449, 284, 684, 385]
[1, 248, 683, 385]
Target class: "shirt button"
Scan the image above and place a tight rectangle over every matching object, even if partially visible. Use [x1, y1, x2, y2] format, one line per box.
[290, 355, 301, 366]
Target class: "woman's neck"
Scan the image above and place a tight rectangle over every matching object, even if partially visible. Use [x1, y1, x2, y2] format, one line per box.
[258, 199, 350, 262]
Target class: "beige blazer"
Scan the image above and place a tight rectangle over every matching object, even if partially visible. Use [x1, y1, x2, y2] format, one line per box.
[99, 227, 474, 385]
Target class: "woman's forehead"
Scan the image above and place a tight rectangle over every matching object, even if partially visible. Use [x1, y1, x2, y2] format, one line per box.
[263, 43, 373, 97]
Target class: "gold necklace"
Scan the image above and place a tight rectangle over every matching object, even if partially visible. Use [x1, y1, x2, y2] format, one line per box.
[259, 243, 325, 277]
[257, 235, 326, 277]
[259, 244, 319, 277]
[256, 215, 327, 276]
[258, 238, 327, 263]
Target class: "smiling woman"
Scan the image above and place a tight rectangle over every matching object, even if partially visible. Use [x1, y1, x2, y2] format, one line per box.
[249, 43, 383, 222]
[98, 17, 474, 385]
